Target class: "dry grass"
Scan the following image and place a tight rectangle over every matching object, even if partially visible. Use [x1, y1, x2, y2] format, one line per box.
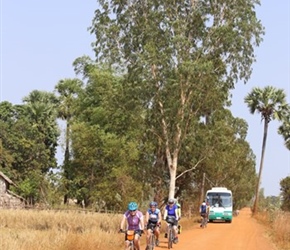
[5, 208, 288, 250]
[0, 208, 123, 250]
[255, 210, 290, 250]
[0, 208, 199, 250]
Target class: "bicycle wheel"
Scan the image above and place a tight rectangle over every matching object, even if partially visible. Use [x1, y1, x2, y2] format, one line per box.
[130, 241, 135, 250]
[147, 233, 155, 250]
[167, 227, 173, 249]
[202, 216, 207, 228]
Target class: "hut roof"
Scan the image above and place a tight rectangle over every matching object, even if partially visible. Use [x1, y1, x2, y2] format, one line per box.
[0, 171, 15, 186]
[7, 190, 25, 200]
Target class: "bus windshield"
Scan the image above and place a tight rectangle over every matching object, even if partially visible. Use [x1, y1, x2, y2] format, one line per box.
[207, 192, 232, 208]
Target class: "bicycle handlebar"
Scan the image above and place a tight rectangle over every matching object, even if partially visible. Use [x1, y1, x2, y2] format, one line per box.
[119, 229, 144, 234]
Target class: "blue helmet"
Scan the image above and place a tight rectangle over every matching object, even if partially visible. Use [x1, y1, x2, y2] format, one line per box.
[128, 202, 138, 211]
[150, 201, 158, 207]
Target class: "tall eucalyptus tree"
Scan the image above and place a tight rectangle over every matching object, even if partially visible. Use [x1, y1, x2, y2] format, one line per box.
[244, 86, 288, 213]
[90, 0, 264, 198]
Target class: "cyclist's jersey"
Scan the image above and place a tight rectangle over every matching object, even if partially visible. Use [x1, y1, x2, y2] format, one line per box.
[124, 210, 144, 230]
[147, 208, 160, 223]
[165, 204, 178, 218]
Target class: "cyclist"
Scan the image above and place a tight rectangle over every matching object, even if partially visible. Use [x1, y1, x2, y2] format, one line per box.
[163, 198, 179, 243]
[120, 202, 144, 250]
[199, 200, 208, 227]
[145, 201, 162, 249]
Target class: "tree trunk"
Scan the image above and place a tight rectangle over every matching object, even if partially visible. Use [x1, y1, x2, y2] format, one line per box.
[63, 119, 70, 204]
[253, 119, 268, 214]
[163, 124, 180, 200]
[168, 154, 178, 199]
[200, 172, 206, 204]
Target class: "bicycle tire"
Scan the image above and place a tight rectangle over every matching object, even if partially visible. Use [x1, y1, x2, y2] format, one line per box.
[148, 233, 155, 250]
[126, 235, 134, 250]
[167, 226, 173, 249]
[202, 216, 207, 228]
[129, 241, 134, 250]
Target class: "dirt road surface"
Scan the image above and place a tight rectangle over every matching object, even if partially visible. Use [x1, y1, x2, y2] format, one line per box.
[155, 207, 277, 250]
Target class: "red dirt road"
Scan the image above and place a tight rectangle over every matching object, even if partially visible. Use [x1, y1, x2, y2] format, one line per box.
[155, 207, 277, 250]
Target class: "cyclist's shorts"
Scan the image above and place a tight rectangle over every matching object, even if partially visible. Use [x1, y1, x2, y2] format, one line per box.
[167, 219, 178, 226]
[147, 222, 158, 231]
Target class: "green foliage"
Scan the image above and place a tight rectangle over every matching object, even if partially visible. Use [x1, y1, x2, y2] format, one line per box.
[278, 106, 290, 150]
[245, 86, 289, 123]
[22, 90, 60, 172]
[91, 0, 264, 84]
[90, 0, 264, 200]
[280, 176, 290, 211]
[0, 1, 275, 211]
[0, 91, 59, 203]
[18, 178, 38, 200]
[190, 109, 256, 205]
[54, 78, 84, 204]
[256, 189, 281, 211]
[54, 64, 149, 209]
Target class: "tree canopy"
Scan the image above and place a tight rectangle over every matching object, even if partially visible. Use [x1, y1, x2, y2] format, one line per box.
[89, 0, 264, 199]
[2, 1, 289, 212]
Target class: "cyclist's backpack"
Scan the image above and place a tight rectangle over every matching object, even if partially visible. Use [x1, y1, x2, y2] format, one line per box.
[201, 204, 207, 213]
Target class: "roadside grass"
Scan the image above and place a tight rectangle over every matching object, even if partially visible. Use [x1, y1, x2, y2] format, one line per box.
[0, 208, 200, 250]
[5, 208, 288, 250]
[0, 209, 123, 250]
[255, 210, 290, 250]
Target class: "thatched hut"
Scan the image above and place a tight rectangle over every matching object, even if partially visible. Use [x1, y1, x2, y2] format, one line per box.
[0, 171, 25, 208]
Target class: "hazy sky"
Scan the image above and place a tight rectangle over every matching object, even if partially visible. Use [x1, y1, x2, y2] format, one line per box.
[1, 1, 289, 196]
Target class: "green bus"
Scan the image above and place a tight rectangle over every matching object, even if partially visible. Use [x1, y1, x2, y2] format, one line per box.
[206, 187, 233, 223]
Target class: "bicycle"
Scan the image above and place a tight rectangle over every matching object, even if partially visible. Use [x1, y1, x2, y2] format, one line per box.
[120, 229, 143, 250]
[146, 223, 157, 250]
[200, 213, 208, 228]
[165, 216, 176, 249]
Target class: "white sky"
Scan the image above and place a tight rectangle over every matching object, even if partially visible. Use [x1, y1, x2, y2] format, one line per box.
[1, 1, 289, 196]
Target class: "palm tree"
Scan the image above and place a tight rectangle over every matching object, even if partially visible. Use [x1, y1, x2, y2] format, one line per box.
[244, 86, 288, 214]
[55, 78, 83, 204]
[21, 90, 60, 204]
[22, 90, 59, 172]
